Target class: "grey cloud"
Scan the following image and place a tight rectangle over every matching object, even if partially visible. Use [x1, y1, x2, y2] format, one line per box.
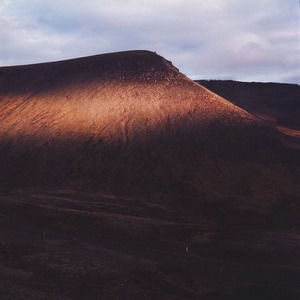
[0, 0, 299, 84]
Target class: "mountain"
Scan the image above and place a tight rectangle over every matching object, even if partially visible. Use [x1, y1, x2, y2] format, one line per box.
[0, 51, 299, 299]
[197, 80, 300, 146]
[0, 51, 298, 211]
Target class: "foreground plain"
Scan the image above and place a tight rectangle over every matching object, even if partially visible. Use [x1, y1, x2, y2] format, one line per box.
[0, 190, 299, 299]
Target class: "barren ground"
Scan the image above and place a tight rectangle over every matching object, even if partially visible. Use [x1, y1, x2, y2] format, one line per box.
[0, 190, 299, 299]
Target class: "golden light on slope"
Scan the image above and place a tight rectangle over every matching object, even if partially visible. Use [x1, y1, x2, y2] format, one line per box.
[0, 77, 256, 144]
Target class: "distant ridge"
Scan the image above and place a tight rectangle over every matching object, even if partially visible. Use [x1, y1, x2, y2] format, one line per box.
[197, 80, 300, 146]
[0, 51, 298, 212]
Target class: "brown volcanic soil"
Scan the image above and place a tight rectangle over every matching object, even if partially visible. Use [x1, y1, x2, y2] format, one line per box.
[0, 51, 299, 298]
[197, 80, 300, 146]
[0, 51, 298, 210]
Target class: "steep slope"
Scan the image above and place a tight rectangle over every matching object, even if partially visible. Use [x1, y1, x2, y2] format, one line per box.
[197, 80, 300, 145]
[0, 51, 298, 211]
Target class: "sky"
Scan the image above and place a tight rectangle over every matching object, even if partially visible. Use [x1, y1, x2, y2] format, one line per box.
[0, 0, 299, 84]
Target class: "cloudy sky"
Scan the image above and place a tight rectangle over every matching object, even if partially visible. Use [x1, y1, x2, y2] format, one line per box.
[0, 0, 299, 83]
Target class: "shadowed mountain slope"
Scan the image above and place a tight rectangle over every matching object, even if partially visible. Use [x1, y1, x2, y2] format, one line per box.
[0, 51, 299, 211]
[197, 80, 300, 146]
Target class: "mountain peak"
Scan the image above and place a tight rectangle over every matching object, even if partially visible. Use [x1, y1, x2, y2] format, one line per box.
[0, 50, 183, 94]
